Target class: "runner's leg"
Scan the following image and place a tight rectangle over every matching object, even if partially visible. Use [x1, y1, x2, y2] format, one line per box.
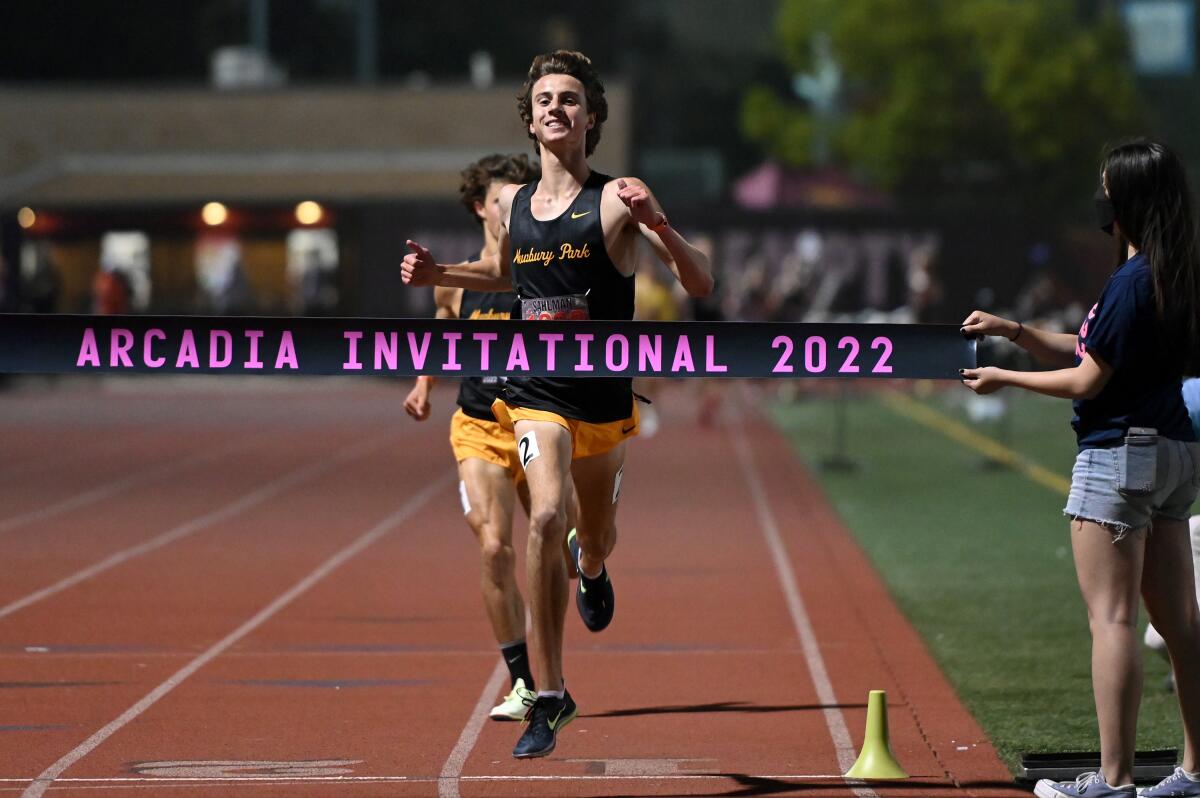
[459, 457, 524, 655]
[514, 419, 572, 691]
[571, 441, 627, 575]
[567, 442, 626, 632]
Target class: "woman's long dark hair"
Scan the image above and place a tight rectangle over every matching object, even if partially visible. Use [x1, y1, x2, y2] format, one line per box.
[1103, 139, 1200, 374]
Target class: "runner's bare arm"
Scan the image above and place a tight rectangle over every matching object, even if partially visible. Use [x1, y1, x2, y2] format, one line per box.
[611, 177, 713, 297]
[433, 285, 463, 321]
[401, 185, 520, 291]
[403, 286, 462, 421]
[401, 241, 512, 291]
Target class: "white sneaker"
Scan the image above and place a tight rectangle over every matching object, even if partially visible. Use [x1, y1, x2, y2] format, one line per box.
[1139, 767, 1200, 797]
[1035, 772, 1135, 798]
[489, 677, 535, 721]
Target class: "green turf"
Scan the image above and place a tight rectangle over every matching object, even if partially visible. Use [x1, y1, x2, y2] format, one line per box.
[770, 386, 1183, 773]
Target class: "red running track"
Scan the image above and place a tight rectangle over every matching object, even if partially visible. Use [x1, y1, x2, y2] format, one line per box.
[0, 377, 1026, 797]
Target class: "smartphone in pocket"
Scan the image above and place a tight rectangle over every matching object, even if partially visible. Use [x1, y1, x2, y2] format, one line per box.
[1119, 427, 1159, 496]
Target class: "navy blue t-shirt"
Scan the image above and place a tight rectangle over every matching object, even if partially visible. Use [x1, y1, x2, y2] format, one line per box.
[1072, 253, 1195, 449]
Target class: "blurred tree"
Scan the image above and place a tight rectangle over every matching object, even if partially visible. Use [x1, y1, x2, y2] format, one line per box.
[742, 0, 1141, 208]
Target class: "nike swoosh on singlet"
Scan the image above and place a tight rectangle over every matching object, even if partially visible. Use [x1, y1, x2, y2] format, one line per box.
[570, 211, 592, 219]
[621, 425, 636, 434]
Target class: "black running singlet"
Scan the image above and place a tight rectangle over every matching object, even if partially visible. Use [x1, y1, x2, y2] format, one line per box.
[504, 170, 635, 423]
[457, 289, 518, 420]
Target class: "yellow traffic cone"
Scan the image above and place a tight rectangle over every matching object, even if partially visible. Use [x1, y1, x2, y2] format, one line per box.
[844, 690, 908, 780]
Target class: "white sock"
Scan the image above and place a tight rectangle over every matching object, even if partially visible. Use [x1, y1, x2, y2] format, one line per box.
[537, 688, 565, 700]
[1183, 768, 1200, 781]
[573, 534, 604, 580]
[579, 559, 603, 580]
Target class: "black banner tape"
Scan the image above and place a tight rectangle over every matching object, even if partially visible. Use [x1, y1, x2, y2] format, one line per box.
[0, 314, 976, 379]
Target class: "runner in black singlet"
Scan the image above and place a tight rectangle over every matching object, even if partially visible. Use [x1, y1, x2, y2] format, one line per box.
[402, 51, 713, 759]
[503, 168, 634, 422]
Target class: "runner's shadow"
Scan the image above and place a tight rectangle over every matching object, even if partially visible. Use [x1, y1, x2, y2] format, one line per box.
[650, 775, 1023, 796]
[583, 701, 867, 719]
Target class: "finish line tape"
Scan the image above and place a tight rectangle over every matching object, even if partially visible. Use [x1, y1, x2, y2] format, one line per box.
[0, 315, 975, 379]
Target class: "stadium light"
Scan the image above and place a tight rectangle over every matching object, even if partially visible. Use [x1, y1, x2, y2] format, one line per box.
[295, 201, 324, 225]
[17, 207, 36, 229]
[202, 202, 229, 226]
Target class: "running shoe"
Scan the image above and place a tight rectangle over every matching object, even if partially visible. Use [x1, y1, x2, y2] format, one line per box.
[567, 529, 614, 632]
[1035, 773, 1135, 798]
[1139, 767, 1200, 797]
[489, 677, 535, 722]
[512, 691, 577, 758]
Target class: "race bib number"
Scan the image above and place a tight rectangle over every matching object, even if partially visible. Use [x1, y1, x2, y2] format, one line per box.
[521, 294, 590, 321]
[518, 430, 541, 470]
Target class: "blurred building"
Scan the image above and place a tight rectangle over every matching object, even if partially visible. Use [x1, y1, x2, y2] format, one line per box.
[0, 0, 1196, 323]
[0, 81, 629, 316]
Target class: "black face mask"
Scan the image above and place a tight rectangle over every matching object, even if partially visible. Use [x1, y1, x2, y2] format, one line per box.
[1094, 181, 1115, 236]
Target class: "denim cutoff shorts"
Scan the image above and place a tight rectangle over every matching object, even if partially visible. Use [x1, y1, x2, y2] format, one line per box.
[1064, 438, 1200, 536]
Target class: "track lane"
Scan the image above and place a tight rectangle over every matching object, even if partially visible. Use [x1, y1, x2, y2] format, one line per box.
[731, 390, 1023, 797]
[0, 382, 1025, 797]
[0, 427, 384, 612]
[0, 384, 451, 788]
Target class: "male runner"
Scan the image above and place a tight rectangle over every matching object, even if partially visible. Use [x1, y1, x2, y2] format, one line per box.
[402, 153, 543, 721]
[402, 50, 713, 758]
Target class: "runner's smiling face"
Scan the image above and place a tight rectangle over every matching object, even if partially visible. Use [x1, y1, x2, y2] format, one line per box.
[529, 74, 593, 154]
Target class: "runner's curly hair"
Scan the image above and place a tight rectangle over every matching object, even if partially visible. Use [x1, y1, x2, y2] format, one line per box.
[458, 153, 540, 224]
[518, 50, 607, 157]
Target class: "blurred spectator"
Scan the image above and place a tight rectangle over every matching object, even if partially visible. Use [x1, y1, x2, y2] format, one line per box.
[211, 260, 251, 315]
[286, 229, 339, 316]
[0, 252, 9, 312]
[634, 243, 685, 437]
[22, 242, 60, 313]
[91, 267, 131, 315]
[687, 234, 727, 428]
[1143, 377, 1200, 691]
[0, 253, 8, 390]
[908, 240, 944, 322]
[99, 232, 152, 311]
[195, 236, 252, 315]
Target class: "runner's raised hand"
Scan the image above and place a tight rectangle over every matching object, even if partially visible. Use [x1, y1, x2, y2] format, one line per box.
[616, 178, 662, 228]
[401, 240, 440, 287]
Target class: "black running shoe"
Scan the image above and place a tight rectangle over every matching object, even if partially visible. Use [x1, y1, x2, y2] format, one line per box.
[512, 691, 577, 758]
[568, 529, 615, 632]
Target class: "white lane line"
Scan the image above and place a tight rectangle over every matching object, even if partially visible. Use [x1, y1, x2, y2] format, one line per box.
[0, 434, 393, 621]
[0, 433, 273, 535]
[0, 646, 797, 661]
[437, 660, 508, 798]
[0, 772, 858, 784]
[728, 398, 879, 798]
[19, 474, 453, 798]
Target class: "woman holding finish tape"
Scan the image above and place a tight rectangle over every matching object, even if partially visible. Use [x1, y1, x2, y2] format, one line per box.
[961, 139, 1200, 798]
